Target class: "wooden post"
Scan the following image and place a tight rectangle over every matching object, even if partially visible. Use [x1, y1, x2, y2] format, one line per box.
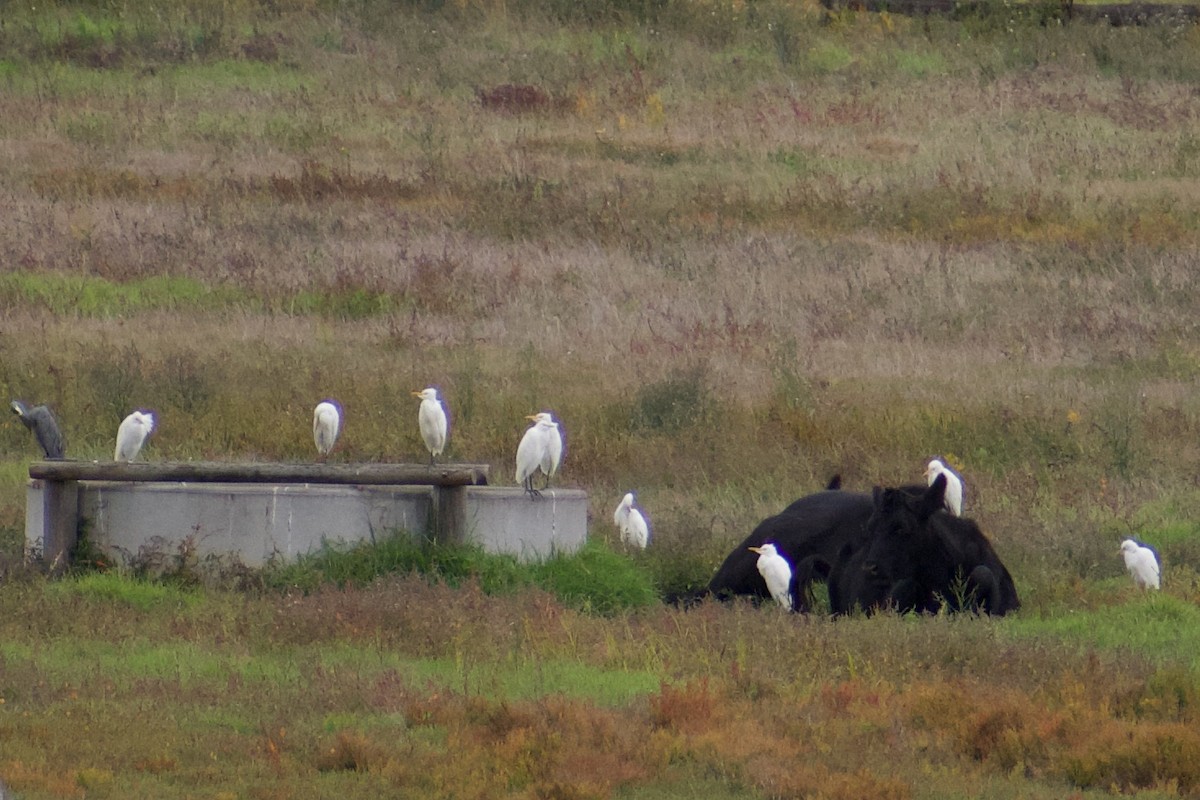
[39, 479, 79, 575]
[434, 486, 469, 546]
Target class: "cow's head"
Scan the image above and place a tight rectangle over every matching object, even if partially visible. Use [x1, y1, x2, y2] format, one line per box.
[862, 475, 949, 595]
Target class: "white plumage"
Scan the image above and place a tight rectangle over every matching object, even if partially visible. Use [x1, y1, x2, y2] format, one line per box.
[1119, 539, 1160, 590]
[925, 458, 964, 517]
[313, 401, 341, 458]
[749, 543, 793, 611]
[614, 491, 649, 549]
[515, 412, 563, 496]
[412, 388, 448, 464]
[115, 411, 155, 462]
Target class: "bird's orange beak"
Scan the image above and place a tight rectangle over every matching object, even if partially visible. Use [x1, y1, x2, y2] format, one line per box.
[525, 414, 539, 421]
[748, 546, 763, 554]
[411, 391, 423, 398]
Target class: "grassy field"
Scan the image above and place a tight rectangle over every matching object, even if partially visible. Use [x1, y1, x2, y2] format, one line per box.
[2, 0, 1200, 797]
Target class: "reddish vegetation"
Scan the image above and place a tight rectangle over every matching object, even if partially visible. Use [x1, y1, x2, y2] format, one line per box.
[477, 84, 557, 113]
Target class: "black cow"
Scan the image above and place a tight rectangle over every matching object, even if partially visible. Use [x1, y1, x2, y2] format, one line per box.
[828, 474, 1020, 616]
[705, 484, 876, 610]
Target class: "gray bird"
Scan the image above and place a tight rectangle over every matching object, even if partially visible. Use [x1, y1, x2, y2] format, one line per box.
[11, 400, 66, 459]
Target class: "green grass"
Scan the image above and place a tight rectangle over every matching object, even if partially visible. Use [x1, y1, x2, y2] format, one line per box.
[0, 273, 250, 316]
[46, 571, 201, 611]
[266, 535, 659, 615]
[1012, 595, 1200, 669]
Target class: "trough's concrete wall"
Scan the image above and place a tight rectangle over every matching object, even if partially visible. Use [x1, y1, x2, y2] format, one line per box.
[462, 488, 589, 561]
[25, 481, 588, 567]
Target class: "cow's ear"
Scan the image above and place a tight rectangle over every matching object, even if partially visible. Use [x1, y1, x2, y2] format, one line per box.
[920, 474, 947, 520]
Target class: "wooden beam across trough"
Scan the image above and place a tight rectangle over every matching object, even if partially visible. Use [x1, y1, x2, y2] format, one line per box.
[29, 460, 490, 487]
[27, 460, 491, 572]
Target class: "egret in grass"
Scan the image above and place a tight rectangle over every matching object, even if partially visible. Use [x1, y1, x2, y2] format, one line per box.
[313, 400, 341, 459]
[614, 491, 650, 549]
[925, 458, 964, 516]
[1119, 539, 1160, 590]
[11, 400, 65, 459]
[515, 412, 562, 498]
[748, 542, 793, 611]
[411, 388, 448, 465]
[115, 410, 155, 462]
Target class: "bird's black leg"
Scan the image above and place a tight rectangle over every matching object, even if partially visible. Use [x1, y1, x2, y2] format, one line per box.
[525, 477, 541, 499]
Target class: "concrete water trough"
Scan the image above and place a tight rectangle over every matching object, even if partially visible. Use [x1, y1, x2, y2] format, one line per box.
[25, 461, 587, 570]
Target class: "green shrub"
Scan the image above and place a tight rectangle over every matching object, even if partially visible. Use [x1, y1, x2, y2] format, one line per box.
[532, 539, 658, 614]
[264, 534, 657, 614]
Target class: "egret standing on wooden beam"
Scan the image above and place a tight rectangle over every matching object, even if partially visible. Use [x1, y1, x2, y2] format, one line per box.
[748, 543, 793, 611]
[115, 410, 155, 462]
[924, 458, 964, 516]
[412, 388, 448, 465]
[1119, 539, 1160, 590]
[313, 400, 341, 460]
[614, 491, 650, 549]
[515, 412, 563, 498]
[11, 400, 66, 459]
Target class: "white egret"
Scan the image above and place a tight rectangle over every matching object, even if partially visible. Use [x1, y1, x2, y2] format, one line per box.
[411, 388, 448, 465]
[313, 401, 341, 459]
[10, 400, 66, 459]
[540, 412, 563, 486]
[515, 412, 562, 497]
[1119, 539, 1160, 590]
[924, 458, 964, 516]
[748, 543, 793, 611]
[614, 491, 649, 549]
[115, 410, 155, 462]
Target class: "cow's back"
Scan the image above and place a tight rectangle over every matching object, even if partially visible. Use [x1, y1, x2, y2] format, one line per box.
[707, 490, 874, 599]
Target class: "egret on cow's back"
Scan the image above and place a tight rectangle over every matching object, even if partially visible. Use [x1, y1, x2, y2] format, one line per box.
[924, 458, 964, 516]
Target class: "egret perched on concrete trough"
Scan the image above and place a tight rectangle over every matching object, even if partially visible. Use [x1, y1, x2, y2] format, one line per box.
[515, 412, 563, 498]
[748, 542, 793, 611]
[1119, 539, 1160, 590]
[313, 400, 341, 459]
[412, 387, 448, 465]
[11, 400, 65, 459]
[614, 491, 650, 549]
[115, 410, 155, 462]
[925, 458, 964, 516]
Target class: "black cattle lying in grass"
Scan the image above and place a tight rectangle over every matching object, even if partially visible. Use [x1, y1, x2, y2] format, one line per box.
[705, 475, 1018, 616]
[821, 474, 1020, 616]
[704, 476, 876, 610]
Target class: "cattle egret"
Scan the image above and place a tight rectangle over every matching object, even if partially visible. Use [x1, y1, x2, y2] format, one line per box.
[10, 400, 65, 459]
[313, 401, 341, 459]
[614, 491, 650, 549]
[541, 412, 564, 484]
[924, 458, 964, 516]
[515, 412, 562, 497]
[115, 411, 155, 462]
[411, 388, 448, 464]
[748, 543, 793, 611]
[1119, 539, 1160, 590]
